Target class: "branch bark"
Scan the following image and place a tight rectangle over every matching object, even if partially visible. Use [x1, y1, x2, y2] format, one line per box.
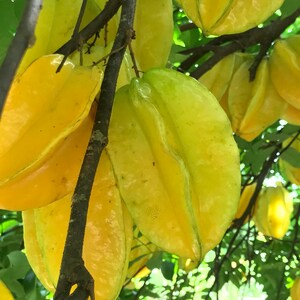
[55, 0, 122, 56]
[53, 0, 136, 299]
[178, 7, 300, 80]
[0, 0, 42, 115]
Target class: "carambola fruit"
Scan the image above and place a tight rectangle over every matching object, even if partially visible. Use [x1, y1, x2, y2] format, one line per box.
[22, 150, 133, 300]
[132, 0, 173, 71]
[107, 68, 241, 260]
[0, 54, 101, 210]
[176, 0, 284, 35]
[18, 0, 117, 73]
[228, 57, 286, 141]
[253, 185, 293, 239]
[270, 35, 300, 110]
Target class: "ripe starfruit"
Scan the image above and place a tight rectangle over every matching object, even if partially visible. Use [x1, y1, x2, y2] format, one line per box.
[253, 185, 293, 239]
[107, 68, 241, 261]
[18, 0, 117, 73]
[70, 43, 135, 89]
[291, 278, 300, 300]
[282, 104, 300, 125]
[0, 55, 101, 210]
[199, 54, 236, 102]
[199, 52, 250, 116]
[0, 105, 95, 211]
[176, 0, 284, 35]
[0, 281, 14, 300]
[234, 183, 257, 220]
[132, 0, 173, 72]
[270, 35, 300, 110]
[23, 150, 133, 300]
[279, 136, 300, 186]
[227, 57, 286, 141]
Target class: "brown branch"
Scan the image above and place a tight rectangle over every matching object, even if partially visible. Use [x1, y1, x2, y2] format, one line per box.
[178, 7, 300, 80]
[53, 0, 136, 299]
[206, 129, 300, 299]
[234, 129, 300, 227]
[55, 0, 122, 56]
[275, 204, 300, 300]
[56, 0, 88, 72]
[0, 0, 42, 116]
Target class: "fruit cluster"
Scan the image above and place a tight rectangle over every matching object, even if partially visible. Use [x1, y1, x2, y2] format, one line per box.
[0, 0, 242, 298]
[199, 35, 300, 141]
[14, 58, 240, 299]
[176, 0, 284, 35]
[177, 0, 284, 35]
[235, 184, 293, 239]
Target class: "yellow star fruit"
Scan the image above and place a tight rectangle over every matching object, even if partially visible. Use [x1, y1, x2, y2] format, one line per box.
[107, 68, 241, 261]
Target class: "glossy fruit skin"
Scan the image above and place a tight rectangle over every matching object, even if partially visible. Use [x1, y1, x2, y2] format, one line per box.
[23, 150, 133, 300]
[132, 0, 173, 71]
[199, 52, 249, 117]
[18, 0, 116, 73]
[0, 55, 101, 210]
[227, 57, 286, 141]
[107, 68, 241, 261]
[282, 104, 300, 125]
[253, 185, 293, 239]
[270, 35, 300, 111]
[0, 105, 95, 211]
[280, 136, 300, 186]
[235, 183, 257, 220]
[200, 53, 286, 141]
[176, 0, 284, 35]
[70, 43, 135, 90]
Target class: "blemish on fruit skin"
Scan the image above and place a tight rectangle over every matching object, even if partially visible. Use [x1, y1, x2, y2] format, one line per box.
[136, 81, 152, 100]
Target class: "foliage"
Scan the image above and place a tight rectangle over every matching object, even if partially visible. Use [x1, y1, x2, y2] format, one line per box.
[1, 0, 300, 299]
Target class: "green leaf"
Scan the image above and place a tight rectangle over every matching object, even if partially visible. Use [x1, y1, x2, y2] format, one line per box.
[280, 0, 300, 17]
[146, 252, 163, 270]
[161, 261, 175, 281]
[0, 0, 26, 64]
[3, 278, 25, 299]
[281, 124, 300, 136]
[2, 251, 31, 280]
[281, 147, 300, 168]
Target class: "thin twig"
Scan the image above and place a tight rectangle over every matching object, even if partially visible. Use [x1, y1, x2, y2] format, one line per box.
[178, 7, 300, 80]
[0, 0, 42, 115]
[53, 0, 136, 299]
[55, 0, 122, 56]
[56, 0, 88, 72]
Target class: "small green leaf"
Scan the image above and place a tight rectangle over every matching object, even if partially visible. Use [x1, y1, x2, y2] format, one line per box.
[161, 261, 175, 281]
[5, 251, 31, 280]
[146, 252, 163, 270]
[281, 147, 300, 168]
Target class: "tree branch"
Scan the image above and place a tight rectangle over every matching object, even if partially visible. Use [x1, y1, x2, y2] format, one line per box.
[56, 0, 88, 72]
[0, 0, 42, 116]
[178, 7, 300, 80]
[55, 0, 122, 56]
[53, 0, 136, 299]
